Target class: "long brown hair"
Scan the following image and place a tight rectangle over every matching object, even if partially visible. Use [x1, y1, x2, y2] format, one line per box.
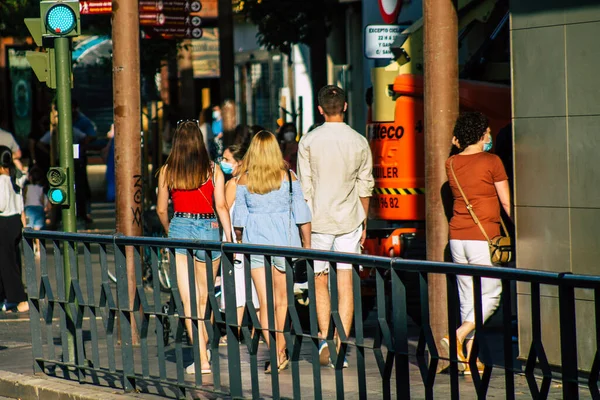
[238, 130, 286, 194]
[161, 121, 211, 190]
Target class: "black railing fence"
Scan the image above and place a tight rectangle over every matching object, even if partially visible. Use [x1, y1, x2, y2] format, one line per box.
[22, 229, 600, 399]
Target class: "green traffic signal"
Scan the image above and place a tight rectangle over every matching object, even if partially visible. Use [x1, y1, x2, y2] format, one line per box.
[47, 167, 70, 206]
[39, 0, 80, 39]
[48, 188, 67, 204]
[45, 4, 77, 36]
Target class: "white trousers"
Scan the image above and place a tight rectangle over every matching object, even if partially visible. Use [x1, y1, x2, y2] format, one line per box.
[220, 253, 260, 309]
[449, 240, 502, 336]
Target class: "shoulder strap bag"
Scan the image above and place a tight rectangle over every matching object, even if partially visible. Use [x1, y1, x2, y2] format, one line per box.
[287, 169, 308, 283]
[449, 158, 512, 265]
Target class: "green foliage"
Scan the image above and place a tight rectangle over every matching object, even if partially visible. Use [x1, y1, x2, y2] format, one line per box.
[239, 0, 333, 55]
[0, 0, 39, 37]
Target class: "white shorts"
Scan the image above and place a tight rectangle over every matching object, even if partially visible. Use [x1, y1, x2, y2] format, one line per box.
[312, 226, 362, 274]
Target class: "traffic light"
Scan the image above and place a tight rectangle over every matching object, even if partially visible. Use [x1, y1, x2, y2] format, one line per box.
[47, 167, 70, 206]
[41, 0, 80, 37]
[25, 1, 80, 89]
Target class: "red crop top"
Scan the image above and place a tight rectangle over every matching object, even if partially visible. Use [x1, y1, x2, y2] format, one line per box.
[170, 177, 215, 214]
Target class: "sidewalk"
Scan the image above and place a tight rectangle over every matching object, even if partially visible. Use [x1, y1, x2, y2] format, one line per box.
[0, 200, 579, 399]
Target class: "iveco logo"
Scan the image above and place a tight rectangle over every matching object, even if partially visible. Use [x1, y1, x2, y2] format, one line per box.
[378, 0, 402, 24]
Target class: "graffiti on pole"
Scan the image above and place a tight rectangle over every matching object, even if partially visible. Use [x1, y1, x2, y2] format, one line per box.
[132, 174, 142, 227]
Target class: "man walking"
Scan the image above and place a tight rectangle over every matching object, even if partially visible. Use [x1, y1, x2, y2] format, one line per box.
[297, 85, 374, 367]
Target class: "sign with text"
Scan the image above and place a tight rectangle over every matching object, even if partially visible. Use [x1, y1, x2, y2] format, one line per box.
[192, 28, 219, 78]
[79, 1, 111, 15]
[364, 24, 406, 59]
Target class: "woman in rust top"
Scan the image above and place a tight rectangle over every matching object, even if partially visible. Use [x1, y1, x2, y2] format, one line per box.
[442, 112, 512, 374]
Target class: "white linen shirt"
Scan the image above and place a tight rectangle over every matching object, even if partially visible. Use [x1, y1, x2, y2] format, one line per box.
[0, 175, 24, 217]
[297, 122, 374, 235]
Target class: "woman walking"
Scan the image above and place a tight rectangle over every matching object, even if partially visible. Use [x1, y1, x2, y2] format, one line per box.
[442, 112, 512, 374]
[233, 131, 311, 374]
[156, 121, 232, 374]
[0, 146, 28, 313]
[220, 144, 260, 328]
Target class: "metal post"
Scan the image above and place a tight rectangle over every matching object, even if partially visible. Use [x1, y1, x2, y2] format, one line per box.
[178, 40, 195, 118]
[112, 0, 143, 343]
[423, 0, 458, 372]
[218, 0, 235, 104]
[55, 36, 77, 362]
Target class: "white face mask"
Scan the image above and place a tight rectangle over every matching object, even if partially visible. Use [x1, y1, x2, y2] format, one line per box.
[283, 131, 296, 142]
[212, 111, 221, 120]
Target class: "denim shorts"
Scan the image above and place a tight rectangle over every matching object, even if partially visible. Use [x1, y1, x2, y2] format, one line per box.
[250, 254, 286, 272]
[25, 206, 45, 229]
[168, 217, 221, 262]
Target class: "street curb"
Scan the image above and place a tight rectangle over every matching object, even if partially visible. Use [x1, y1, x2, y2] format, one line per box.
[0, 371, 140, 399]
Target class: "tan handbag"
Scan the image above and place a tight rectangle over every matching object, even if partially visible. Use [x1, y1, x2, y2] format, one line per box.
[450, 158, 512, 265]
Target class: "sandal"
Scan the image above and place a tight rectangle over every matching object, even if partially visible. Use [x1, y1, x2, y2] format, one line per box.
[264, 351, 290, 374]
[440, 336, 466, 372]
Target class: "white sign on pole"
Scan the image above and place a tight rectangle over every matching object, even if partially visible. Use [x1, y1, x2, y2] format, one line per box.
[364, 24, 405, 59]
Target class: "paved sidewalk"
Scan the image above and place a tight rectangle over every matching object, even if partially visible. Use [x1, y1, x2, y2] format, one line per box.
[0, 201, 588, 399]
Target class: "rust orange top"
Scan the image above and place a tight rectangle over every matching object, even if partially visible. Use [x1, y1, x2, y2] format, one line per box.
[446, 152, 508, 241]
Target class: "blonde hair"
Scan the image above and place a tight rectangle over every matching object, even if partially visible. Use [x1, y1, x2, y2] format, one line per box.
[160, 121, 211, 190]
[239, 130, 286, 194]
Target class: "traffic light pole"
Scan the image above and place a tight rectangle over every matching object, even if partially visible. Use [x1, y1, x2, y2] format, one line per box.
[55, 36, 77, 363]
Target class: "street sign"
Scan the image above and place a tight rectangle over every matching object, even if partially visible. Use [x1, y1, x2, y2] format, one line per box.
[79, 0, 202, 15]
[78, 0, 210, 39]
[79, 1, 111, 15]
[364, 24, 406, 59]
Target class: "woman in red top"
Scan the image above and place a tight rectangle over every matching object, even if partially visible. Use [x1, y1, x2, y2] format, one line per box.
[442, 112, 512, 375]
[156, 120, 232, 375]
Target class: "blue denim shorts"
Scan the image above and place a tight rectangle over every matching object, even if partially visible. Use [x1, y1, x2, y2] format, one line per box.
[250, 254, 286, 272]
[168, 217, 221, 262]
[25, 206, 45, 229]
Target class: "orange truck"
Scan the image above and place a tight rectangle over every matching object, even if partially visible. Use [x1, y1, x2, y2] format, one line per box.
[359, 0, 511, 319]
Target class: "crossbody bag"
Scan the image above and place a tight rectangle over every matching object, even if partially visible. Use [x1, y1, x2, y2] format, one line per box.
[287, 169, 308, 283]
[449, 158, 512, 265]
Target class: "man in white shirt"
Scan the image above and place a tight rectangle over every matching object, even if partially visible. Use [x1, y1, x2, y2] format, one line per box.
[297, 85, 374, 368]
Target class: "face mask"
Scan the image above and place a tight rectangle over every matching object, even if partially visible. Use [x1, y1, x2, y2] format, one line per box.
[283, 131, 296, 142]
[212, 111, 221, 120]
[220, 161, 234, 175]
[483, 134, 493, 152]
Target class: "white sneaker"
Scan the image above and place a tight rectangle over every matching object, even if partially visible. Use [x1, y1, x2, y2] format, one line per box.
[185, 362, 212, 374]
[328, 356, 349, 369]
[318, 340, 330, 366]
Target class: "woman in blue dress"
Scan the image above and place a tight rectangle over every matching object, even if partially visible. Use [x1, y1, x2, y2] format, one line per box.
[233, 130, 311, 373]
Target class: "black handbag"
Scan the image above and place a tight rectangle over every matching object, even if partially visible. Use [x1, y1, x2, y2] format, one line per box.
[287, 169, 308, 284]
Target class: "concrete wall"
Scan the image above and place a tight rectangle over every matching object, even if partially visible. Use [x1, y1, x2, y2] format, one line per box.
[511, 0, 600, 371]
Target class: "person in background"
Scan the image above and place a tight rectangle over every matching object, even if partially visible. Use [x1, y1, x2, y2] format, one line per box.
[198, 108, 216, 160]
[232, 124, 250, 149]
[71, 100, 96, 223]
[0, 146, 28, 313]
[38, 104, 94, 227]
[211, 105, 224, 158]
[297, 85, 374, 369]
[71, 100, 97, 138]
[233, 131, 312, 374]
[219, 144, 260, 335]
[442, 111, 511, 375]
[23, 166, 48, 256]
[156, 121, 232, 375]
[29, 116, 51, 175]
[0, 128, 24, 171]
[277, 123, 299, 173]
[101, 124, 115, 202]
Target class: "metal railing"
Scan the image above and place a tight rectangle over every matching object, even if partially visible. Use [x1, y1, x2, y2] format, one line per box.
[22, 229, 600, 399]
